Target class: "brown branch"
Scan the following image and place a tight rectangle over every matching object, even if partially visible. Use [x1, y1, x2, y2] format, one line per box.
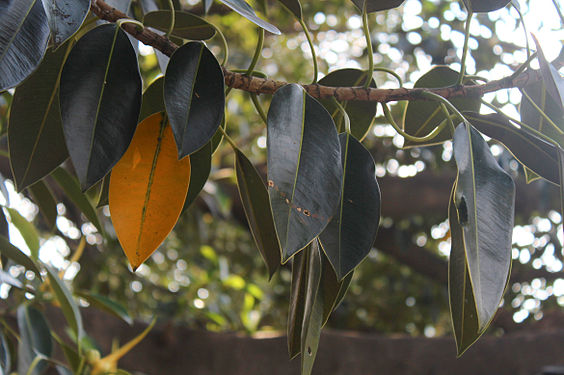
[90, 0, 540, 102]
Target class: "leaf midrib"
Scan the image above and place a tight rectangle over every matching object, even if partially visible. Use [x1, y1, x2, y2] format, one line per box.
[0, 1, 36, 64]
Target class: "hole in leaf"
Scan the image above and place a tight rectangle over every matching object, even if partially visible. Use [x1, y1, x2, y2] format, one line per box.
[307, 346, 312, 356]
[303, 209, 311, 217]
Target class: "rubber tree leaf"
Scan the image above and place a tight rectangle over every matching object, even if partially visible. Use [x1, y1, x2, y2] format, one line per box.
[0, 235, 41, 277]
[0, 329, 10, 375]
[41, 0, 90, 48]
[461, 0, 510, 12]
[452, 122, 515, 329]
[76, 291, 133, 325]
[51, 167, 103, 233]
[143, 10, 216, 40]
[403, 66, 480, 147]
[109, 113, 191, 270]
[234, 148, 281, 279]
[320, 251, 353, 325]
[139, 76, 164, 122]
[532, 35, 564, 111]
[465, 112, 560, 185]
[318, 69, 377, 140]
[0, 0, 50, 91]
[278, 0, 302, 19]
[28, 181, 58, 232]
[60, 24, 142, 190]
[184, 141, 212, 210]
[288, 246, 307, 358]
[45, 266, 84, 347]
[164, 42, 225, 158]
[96, 174, 111, 208]
[319, 133, 380, 280]
[9, 42, 71, 191]
[17, 305, 52, 375]
[6, 208, 40, 261]
[219, 0, 281, 34]
[351, 0, 406, 13]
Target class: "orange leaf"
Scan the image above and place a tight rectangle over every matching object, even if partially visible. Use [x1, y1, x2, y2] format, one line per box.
[109, 112, 191, 270]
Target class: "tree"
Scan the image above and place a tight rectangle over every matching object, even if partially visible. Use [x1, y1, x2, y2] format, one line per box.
[0, 0, 563, 373]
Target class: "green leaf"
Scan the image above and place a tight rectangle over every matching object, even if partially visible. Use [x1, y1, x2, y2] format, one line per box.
[351, 0, 406, 13]
[520, 82, 564, 148]
[17, 305, 52, 375]
[320, 252, 352, 325]
[318, 69, 377, 140]
[210, 119, 226, 155]
[164, 42, 225, 158]
[45, 266, 84, 348]
[60, 24, 142, 190]
[143, 10, 216, 40]
[8, 42, 71, 191]
[53, 336, 80, 373]
[184, 142, 212, 210]
[28, 181, 58, 232]
[41, 0, 90, 47]
[403, 66, 480, 147]
[288, 247, 308, 358]
[267, 84, 342, 261]
[76, 291, 133, 325]
[532, 35, 564, 111]
[0, 1, 50, 91]
[452, 122, 515, 329]
[0, 235, 41, 277]
[218, 0, 281, 34]
[96, 174, 111, 208]
[319, 133, 380, 280]
[277, 0, 302, 19]
[139, 76, 165, 123]
[465, 112, 560, 185]
[51, 167, 103, 233]
[0, 329, 11, 375]
[5, 208, 40, 261]
[234, 148, 281, 279]
[461, 0, 510, 12]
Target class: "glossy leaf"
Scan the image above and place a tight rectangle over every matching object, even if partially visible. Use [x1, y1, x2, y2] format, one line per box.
[76, 291, 133, 325]
[267, 84, 342, 261]
[318, 69, 377, 140]
[278, 0, 302, 19]
[0, 235, 41, 277]
[320, 252, 353, 324]
[60, 24, 142, 190]
[51, 167, 103, 233]
[164, 42, 225, 158]
[288, 247, 307, 358]
[235, 148, 281, 279]
[6, 208, 39, 261]
[351, 0, 406, 13]
[184, 142, 212, 210]
[465, 112, 560, 185]
[139, 76, 164, 122]
[42, 0, 90, 47]
[0, 329, 10, 375]
[17, 305, 52, 375]
[532, 35, 564, 111]
[9, 43, 71, 191]
[320, 133, 380, 279]
[461, 0, 510, 12]
[109, 113, 191, 270]
[143, 10, 216, 40]
[28, 181, 58, 232]
[403, 66, 480, 147]
[0, 0, 50, 91]
[219, 0, 281, 34]
[452, 122, 515, 329]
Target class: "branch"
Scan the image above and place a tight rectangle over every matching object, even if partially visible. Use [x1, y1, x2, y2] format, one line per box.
[90, 0, 541, 102]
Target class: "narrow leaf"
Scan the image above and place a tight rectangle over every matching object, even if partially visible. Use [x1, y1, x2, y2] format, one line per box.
[143, 10, 216, 40]
[28, 181, 58, 232]
[0, 235, 41, 277]
[6, 208, 40, 261]
[288, 247, 308, 358]
[76, 291, 133, 325]
[17, 305, 52, 375]
[219, 0, 281, 34]
[41, 0, 90, 47]
[320, 251, 353, 325]
[351, 0, 406, 13]
[184, 142, 212, 210]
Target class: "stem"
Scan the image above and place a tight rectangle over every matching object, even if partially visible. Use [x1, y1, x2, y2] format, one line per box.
[166, 0, 175, 38]
[250, 94, 268, 124]
[26, 356, 44, 375]
[440, 103, 457, 135]
[457, 11, 473, 86]
[211, 25, 229, 66]
[510, 52, 537, 80]
[381, 103, 452, 142]
[520, 89, 564, 134]
[299, 18, 318, 84]
[332, 98, 351, 134]
[218, 123, 238, 149]
[551, 0, 564, 25]
[511, 2, 531, 59]
[362, 3, 374, 88]
[373, 67, 403, 87]
[420, 91, 467, 124]
[226, 28, 264, 96]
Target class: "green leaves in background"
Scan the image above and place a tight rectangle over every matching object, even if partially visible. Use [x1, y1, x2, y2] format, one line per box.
[76, 291, 133, 325]
[6, 208, 40, 261]
[28, 181, 58, 232]
[140, 76, 165, 123]
[461, 0, 510, 13]
[143, 10, 216, 40]
[234, 148, 281, 279]
[9, 42, 71, 191]
[42, 0, 90, 47]
[278, 0, 302, 19]
[219, 0, 281, 35]
[403, 66, 480, 147]
[60, 24, 142, 190]
[320, 133, 380, 280]
[452, 123, 514, 330]
[17, 305, 52, 375]
[164, 42, 225, 158]
[351, 0, 406, 13]
[184, 142, 212, 210]
[0, 1, 50, 91]
[267, 84, 342, 261]
[318, 69, 377, 140]
[0, 235, 41, 277]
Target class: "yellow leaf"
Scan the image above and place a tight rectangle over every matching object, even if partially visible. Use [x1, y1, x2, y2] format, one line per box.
[109, 112, 190, 270]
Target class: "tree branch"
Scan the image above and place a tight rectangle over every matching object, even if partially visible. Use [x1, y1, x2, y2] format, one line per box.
[90, 0, 541, 102]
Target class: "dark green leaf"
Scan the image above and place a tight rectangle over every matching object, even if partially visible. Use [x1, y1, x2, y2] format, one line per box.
[461, 0, 510, 12]
[210, 119, 226, 154]
[403, 66, 480, 147]
[42, 0, 90, 47]
[278, 0, 302, 19]
[267, 84, 342, 261]
[6, 208, 39, 261]
[0, 1, 50, 91]
[318, 69, 377, 140]
[288, 248, 307, 358]
[452, 122, 515, 329]
[143, 10, 216, 40]
[0, 235, 41, 277]
[351, 0, 406, 13]
[28, 181, 58, 232]
[17, 305, 52, 375]
[184, 142, 212, 210]
[320, 252, 352, 324]
[165, 42, 225, 158]
[76, 291, 133, 325]
[0, 329, 10, 375]
[96, 174, 110, 208]
[319, 133, 380, 279]
[219, 0, 281, 34]
[51, 167, 103, 233]
[9, 43, 71, 191]
[139, 77, 164, 122]
[235, 148, 281, 279]
[60, 24, 142, 190]
[532, 35, 564, 111]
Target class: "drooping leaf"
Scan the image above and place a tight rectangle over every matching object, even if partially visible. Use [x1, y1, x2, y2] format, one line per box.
[319, 133, 380, 280]
[17, 305, 52, 375]
[60, 24, 142, 190]
[184, 142, 212, 210]
[318, 69, 377, 140]
[76, 291, 133, 325]
[0, 235, 41, 277]
[461, 0, 510, 12]
[9, 42, 71, 191]
[164, 42, 225, 158]
[351, 0, 406, 13]
[288, 247, 308, 358]
[465, 112, 560, 185]
[452, 122, 515, 329]
[28, 181, 58, 232]
[6, 208, 39, 261]
[218, 0, 281, 34]
[403, 66, 480, 147]
[139, 76, 165, 122]
[0, 0, 50, 91]
[320, 251, 353, 324]
[267, 84, 342, 261]
[235, 148, 281, 279]
[532, 35, 564, 111]
[41, 0, 90, 48]
[109, 112, 191, 270]
[51, 167, 103, 233]
[143, 10, 216, 40]
[277, 0, 302, 19]
[0, 329, 10, 375]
